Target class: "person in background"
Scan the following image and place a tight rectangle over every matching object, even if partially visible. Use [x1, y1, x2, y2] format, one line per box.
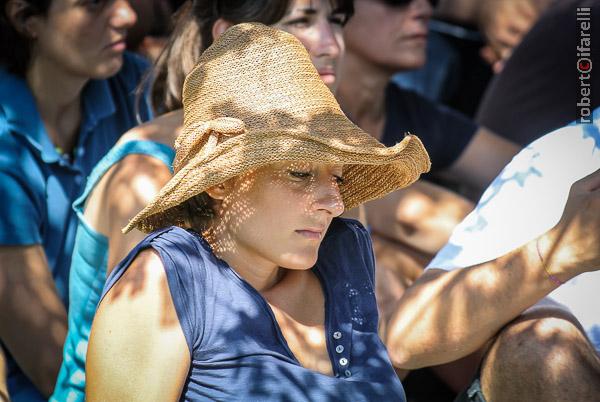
[337, 5, 516, 386]
[0, 0, 150, 400]
[476, 0, 600, 146]
[392, 109, 600, 402]
[394, 0, 491, 118]
[87, 22, 431, 401]
[338, 0, 597, 397]
[477, 0, 554, 74]
[339, 0, 518, 197]
[51, 1, 353, 400]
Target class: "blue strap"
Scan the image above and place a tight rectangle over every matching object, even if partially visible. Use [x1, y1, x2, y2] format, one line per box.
[73, 140, 174, 215]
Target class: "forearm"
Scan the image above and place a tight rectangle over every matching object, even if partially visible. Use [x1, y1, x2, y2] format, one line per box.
[0, 246, 67, 397]
[385, 233, 571, 369]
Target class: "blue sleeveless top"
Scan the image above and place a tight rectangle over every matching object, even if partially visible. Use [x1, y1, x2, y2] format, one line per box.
[51, 140, 175, 402]
[101, 218, 406, 401]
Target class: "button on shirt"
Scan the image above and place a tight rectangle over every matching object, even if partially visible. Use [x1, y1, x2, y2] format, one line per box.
[0, 52, 152, 402]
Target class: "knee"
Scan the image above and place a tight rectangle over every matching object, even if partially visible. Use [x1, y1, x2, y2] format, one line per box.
[485, 316, 589, 372]
[480, 316, 600, 402]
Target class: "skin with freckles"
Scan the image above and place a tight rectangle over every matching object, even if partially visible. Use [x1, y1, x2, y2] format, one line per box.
[207, 162, 345, 289]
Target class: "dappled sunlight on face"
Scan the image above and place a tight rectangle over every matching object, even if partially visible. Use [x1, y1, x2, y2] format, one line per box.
[207, 162, 345, 276]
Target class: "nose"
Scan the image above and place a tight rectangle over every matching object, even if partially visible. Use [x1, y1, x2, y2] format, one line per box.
[411, 0, 433, 21]
[109, 0, 137, 30]
[313, 17, 342, 61]
[313, 178, 345, 217]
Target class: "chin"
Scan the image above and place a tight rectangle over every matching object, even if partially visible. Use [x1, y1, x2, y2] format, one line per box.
[391, 57, 426, 72]
[92, 57, 124, 79]
[280, 251, 319, 270]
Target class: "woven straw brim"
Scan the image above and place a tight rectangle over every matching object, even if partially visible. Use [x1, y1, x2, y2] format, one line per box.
[124, 123, 430, 233]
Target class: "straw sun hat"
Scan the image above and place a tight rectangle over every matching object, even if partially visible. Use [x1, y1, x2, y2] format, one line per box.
[124, 22, 430, 233]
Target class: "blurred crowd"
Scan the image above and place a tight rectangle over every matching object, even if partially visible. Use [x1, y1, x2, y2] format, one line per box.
[0, 0, 599, 401]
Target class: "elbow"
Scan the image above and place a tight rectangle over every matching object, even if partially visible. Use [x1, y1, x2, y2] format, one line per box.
[386, 335, 429, 370]
[387, 344, 413, 369]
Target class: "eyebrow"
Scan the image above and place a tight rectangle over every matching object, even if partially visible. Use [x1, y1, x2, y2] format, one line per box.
[292, 7, 317, 15]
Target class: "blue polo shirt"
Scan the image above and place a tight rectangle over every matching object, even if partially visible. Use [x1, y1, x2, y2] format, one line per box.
[0, 52, 152, 402]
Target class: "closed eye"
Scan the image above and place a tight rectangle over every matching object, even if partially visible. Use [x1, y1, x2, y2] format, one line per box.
[288, 170, 312, 180]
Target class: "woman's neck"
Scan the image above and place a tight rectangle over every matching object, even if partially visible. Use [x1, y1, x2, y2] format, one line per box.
[204, 226, 284, 293]
[26, 54, 89, 153]
[337, 51, 393, 141]
[220, 247, 285, 293]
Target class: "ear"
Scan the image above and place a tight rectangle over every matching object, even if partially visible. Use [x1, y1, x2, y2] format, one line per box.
[211, 18, 234, 42]
[5, 0, 41, 39]
[205, 179, 235, 201]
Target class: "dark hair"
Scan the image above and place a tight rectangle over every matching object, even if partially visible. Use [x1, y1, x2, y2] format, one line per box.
[146, 0, 353, 113]
[0, 0, 52, 76]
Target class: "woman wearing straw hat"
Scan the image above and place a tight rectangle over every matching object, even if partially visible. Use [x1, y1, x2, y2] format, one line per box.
[86, 23, 430, 401]
[50, 2, 355, 401]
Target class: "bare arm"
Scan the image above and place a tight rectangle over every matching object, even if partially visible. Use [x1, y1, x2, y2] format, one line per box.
[0, 347, 9, 402]
[86, 249, 190, 402]
[442, 127, 520, 196]
[366, 180, 474, 256]
[385, 169, 600, 368]
[0, 245, 67, 397]
[83, 152, 173, 275]
[105, 154, 173, 273]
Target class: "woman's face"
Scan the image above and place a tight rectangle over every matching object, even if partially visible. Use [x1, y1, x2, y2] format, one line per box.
[210, 162, 345, 272]
[343, 0, 432, 72]
[274, 0, 346, 92]
[28, 0, 137, 79]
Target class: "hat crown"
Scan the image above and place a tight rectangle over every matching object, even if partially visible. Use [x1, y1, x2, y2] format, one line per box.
[181, 23, 343, 140]
[123, 23, 430, 234]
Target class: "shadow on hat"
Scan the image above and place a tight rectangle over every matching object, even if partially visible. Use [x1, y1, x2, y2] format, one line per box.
[124, 22, 430, 234]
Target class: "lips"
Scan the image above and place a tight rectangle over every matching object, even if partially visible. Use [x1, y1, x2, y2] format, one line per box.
[106, 39, 127, 52]
[295, 228, 325, 240]
[318, 67, 335, 75]
[404, 30, 428, 40]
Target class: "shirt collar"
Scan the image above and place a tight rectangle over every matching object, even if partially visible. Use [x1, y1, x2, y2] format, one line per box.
[0, 68, 116, 164]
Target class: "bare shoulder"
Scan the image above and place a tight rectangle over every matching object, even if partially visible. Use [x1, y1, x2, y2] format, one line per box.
[88, 248, 189, 402]
[101, 248, 166, 305]
[118, 109, 183, 147]
[83, 151, 172, 236]
[107, 152, 172, 207]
